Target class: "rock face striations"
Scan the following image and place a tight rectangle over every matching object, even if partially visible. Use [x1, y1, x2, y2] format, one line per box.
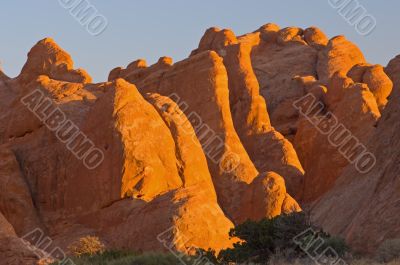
[0, 24, 398, 263]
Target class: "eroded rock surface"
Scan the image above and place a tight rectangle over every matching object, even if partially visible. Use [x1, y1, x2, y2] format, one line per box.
[294, 72, 381, 202]
[110, 42, 301, 224]
[189, 27, 305, 199]
[0, 23, 398, 258]
[0, 212, 46, 265]
[317, 35, 366, 82]
[0, 39, 236, 256]
[310, 55, 400, 253]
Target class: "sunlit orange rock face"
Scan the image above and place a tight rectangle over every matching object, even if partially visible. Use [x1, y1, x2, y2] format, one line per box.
[0, 40, 235, 257]
[0, 23, 398, 262]
[109, 47, 301, 225]
[189, 27, 305, 200]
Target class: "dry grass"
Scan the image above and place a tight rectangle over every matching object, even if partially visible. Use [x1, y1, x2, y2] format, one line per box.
[266, 258, 400, 265]
[349, 259, 400, 265]
[376, 239, 400, 263]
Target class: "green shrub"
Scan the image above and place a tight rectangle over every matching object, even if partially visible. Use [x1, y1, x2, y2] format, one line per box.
[217, 212, 349, 264]
[195, 248, 220, 264]
[322, 236, 349, 257]
[376, 238, 400, 262]
[217, 213, 309, 263]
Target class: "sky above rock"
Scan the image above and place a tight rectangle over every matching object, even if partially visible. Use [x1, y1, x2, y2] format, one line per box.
[0, 0, 399, 81]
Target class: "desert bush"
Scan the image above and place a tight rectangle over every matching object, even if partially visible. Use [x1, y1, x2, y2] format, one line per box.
[195, 248, 220, 264]
[217, 213, 310, 263]
[321, 236, 349, 257]
[38, 258, 56, 265]
[68, 236, 106, 257]
[217, 212, 349, 264]
[376, 238, 400, 263]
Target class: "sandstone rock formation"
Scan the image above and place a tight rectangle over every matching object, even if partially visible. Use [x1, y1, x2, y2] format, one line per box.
[0, 22, 399, 259]
[251, 25, 319, 138]
[189, 27, 305, 200]
[317, 35, 366, 82]
[19, 38, 92, 84]
[348, 63, 393, 109]
[0, 34, 301, 262]
[0, 148, 42, 236]
[0, 70, 9, 82]
[0, 212, 48, 265]
[232, 23, 392, 204]
[0, 39, 236, 258]
[109, 45, 301, 224]
[294, 71, 381, 202]
[145, 93, 217, 193]
[310, 55, 400, 253]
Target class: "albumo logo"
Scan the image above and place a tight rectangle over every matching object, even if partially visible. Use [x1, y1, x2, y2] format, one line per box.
[328, 0, 377, 36]
[58, 0, 108, 36]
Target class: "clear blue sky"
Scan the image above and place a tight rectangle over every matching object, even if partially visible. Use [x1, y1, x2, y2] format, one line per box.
[0, 0, 399, 82]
